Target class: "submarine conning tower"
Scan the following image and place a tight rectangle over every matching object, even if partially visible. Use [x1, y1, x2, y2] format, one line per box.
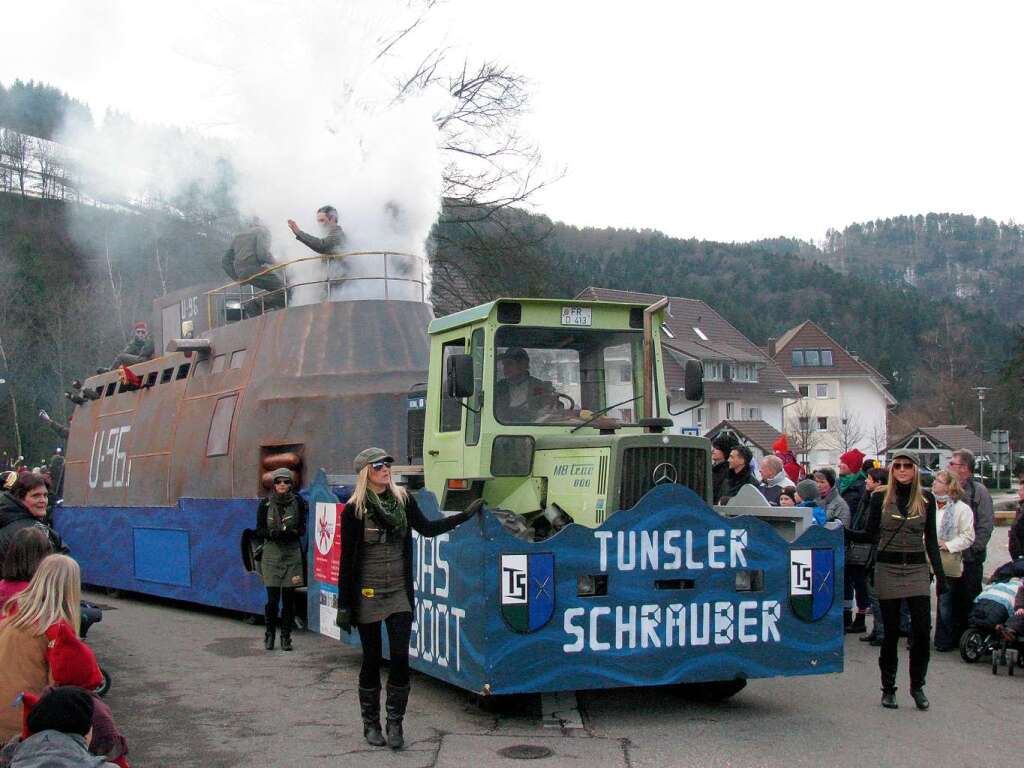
[62, 252, 433, 508]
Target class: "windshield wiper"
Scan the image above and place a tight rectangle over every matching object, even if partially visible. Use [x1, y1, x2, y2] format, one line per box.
[570, 395, 641, 433]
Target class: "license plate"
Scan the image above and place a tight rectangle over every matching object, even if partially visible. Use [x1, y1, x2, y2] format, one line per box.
[561, 306, 592, 326]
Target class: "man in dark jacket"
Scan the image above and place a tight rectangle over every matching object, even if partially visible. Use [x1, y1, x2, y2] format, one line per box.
[224, 218, 285, 312]
[720, 445, 758, 503]
[711, 434, 738, 504]
[1009, 479, 1024, 561]
[948, 449, 994, 617]
[111, 322, 155, 368]
[288, 205, 346, 255]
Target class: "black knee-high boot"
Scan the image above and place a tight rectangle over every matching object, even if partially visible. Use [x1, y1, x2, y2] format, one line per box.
[385, 683, 411, 750]
[359, 687, 386, 746]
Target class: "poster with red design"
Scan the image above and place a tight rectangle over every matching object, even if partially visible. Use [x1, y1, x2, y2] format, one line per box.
[313, 501, 342, 583]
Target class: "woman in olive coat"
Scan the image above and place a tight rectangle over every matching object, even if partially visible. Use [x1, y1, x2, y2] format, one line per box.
[336, 447, 481, 750]
[256, 467, 307, 651]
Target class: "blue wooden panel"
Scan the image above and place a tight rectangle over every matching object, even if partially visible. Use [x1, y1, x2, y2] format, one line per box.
[133, 528, 191, 586]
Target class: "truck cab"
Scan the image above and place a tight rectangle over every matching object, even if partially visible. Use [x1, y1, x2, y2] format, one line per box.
[421, 298, 708, 530]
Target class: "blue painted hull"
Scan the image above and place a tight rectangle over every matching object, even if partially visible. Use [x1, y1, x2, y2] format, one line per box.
[54, 499, 266, 615]
[307, 482, 845, 695]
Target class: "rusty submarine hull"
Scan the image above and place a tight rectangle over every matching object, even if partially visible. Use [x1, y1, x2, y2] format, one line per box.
[54, 253, 430, 613]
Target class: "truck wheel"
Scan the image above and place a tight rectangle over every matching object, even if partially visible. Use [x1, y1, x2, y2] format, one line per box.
[674, 679, 747, 702]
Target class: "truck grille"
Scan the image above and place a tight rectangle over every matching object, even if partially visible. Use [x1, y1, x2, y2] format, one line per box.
[618, 446, 707, 510]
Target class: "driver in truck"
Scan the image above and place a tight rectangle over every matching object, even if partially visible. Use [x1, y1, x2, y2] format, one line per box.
[493, 347, 557, 422]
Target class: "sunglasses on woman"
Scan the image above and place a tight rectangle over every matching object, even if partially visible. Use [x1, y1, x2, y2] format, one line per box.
[371, 461, 392, 471]
[274, 478, 292, 485]
[890, 462, 915, 470]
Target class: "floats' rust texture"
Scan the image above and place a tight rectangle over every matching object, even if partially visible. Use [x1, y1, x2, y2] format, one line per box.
[64, 295, 432, 507]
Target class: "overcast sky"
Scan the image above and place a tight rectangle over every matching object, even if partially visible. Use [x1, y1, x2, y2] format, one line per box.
[3, 0, 1022, 243]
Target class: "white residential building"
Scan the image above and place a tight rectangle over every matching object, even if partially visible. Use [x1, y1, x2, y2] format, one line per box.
[770, 321, 897, 469]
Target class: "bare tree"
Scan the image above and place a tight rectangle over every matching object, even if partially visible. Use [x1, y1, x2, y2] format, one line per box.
[869, 422, 889, 457]
[376, 12, 562, 306]
[828, 410, 866, 453]
[787, 398, 823, 466]
[1, 129, 32, 197]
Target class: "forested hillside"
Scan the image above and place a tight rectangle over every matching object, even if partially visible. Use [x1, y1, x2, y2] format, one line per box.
[818, 214, 1024, 325]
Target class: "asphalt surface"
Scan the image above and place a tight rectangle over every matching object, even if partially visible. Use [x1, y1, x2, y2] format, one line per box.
[86, 529, 1018, 768]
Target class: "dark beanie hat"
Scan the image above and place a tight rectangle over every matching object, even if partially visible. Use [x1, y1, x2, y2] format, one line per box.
[712, 433, 738, 454]
[26, 686, 94, 737]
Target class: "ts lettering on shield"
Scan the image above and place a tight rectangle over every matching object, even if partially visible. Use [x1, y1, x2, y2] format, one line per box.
[499, 553, 555, 634]
[789, 548, 834, 622]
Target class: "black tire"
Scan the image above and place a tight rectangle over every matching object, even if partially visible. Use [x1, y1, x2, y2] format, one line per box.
[674, 679, 747, 702]
[959, 629, 986, 663]
[95, 667, 112, 698]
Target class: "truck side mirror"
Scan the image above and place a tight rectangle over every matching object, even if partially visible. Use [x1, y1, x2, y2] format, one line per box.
[446, 353, 475, 399]
[684, 359, 704, 402]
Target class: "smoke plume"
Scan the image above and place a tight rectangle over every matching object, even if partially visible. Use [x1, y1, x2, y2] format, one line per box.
[56, 0, 448, 303]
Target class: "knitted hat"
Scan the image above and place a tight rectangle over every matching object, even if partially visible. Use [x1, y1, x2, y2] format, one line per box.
[839, 449, 865, 473]
[45, 622, 104, 690]
[26, 686, 95, 737]
[772, 435, 790, 453]
[796, 479, 819, 502]
[132, 321, 147, 331]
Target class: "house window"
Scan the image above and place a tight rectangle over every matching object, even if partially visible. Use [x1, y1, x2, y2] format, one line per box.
[821, 350, 834, 366]
[799, 385, 809, 398]
[804, 350, 821, 366]
[693, 327, 709, 341]
[745, 407, 761, 420]
[696, 407, 705, 426]
[816, 383, 829, 398]
[816, 417, 828, 431]
[729, 363, 758, 383]
[704, 361, 724, 381]
[726, 402, 735, 419]
[799, 416, 810, 431]
[791, 350, 804, 367]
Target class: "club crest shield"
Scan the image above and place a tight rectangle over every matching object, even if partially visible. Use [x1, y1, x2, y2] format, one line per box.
[790, 548, 834, 622]
[500, 553, 555, 633]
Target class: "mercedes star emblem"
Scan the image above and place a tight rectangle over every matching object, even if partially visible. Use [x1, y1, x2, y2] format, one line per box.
[652, 462, 677, 485]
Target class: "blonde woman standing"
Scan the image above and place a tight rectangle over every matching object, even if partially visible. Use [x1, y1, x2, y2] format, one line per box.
[336, 448, 481, 750]
[847, 450, 947, 711]
[930, 470, 975, 652]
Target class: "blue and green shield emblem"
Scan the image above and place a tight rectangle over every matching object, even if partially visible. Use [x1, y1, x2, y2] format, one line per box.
[500, 553, 555, 633]
[790, 548, 834, 622]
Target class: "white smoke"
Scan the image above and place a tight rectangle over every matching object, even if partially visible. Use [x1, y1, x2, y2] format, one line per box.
[55, 0, 449, 304]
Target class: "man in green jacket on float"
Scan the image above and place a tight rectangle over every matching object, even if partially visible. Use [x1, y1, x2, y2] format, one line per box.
[223, 217, 285, 312]
[111, 322, 155, 367]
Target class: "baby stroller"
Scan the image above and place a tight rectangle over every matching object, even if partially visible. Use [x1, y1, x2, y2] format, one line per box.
[80, 600, 112, 696]
[959, 572, 1024, 674]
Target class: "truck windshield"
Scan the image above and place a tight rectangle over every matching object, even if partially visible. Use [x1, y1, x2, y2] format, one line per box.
[494, 327, 642, 427]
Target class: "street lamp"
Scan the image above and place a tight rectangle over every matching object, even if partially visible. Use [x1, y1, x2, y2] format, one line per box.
[974, 386, 990, 470]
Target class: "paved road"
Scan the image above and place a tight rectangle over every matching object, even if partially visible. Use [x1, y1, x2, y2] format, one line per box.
[87, 531, 1018, 768]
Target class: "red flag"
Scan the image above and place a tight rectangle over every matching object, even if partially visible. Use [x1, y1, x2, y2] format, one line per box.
[118, 365, 142, 388]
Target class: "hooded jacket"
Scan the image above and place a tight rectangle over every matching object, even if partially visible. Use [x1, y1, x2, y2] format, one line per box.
[0, 494, 65, 573]
[821, 487, 851, 529]
[10, 730, 115, 767]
